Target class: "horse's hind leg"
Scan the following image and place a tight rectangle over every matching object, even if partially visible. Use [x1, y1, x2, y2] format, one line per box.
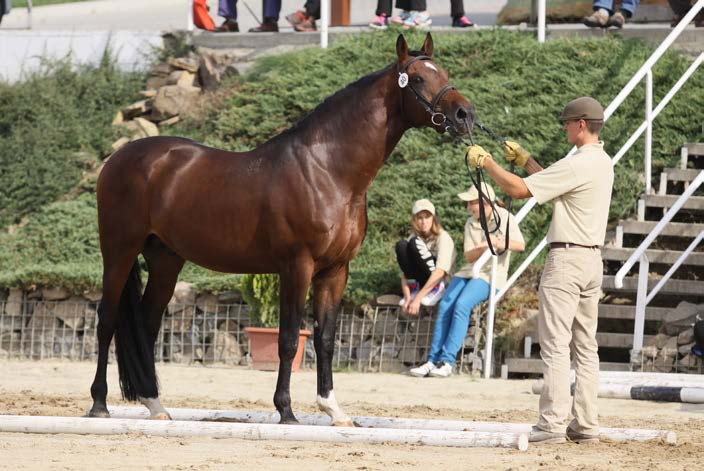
[312, 264, 353, 426]
[274, 259, 314, 424]
[89, 250, 141, 418]
[138, 235, 185, 419]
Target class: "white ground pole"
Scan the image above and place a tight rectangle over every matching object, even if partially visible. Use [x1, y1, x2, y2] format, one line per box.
[598, 371, 704, 384]
[0, 415, 528, 451]
[532, 380, 704, 404]
[107, 406, 676, 444]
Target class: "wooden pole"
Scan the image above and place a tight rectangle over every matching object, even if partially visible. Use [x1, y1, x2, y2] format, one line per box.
[331, 0, 350, 26]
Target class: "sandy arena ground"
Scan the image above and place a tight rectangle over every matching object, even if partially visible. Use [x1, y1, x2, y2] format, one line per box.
[0, 360, 702, 470]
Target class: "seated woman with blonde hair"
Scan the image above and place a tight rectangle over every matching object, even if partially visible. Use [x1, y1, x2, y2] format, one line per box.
[410, 183, 524, 378]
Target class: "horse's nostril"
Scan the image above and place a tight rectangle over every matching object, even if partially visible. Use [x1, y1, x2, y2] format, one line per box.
[456, 107, 468, 121]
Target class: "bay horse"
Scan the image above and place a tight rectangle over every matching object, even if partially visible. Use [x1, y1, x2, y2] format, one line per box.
[89, 33, 474, 425]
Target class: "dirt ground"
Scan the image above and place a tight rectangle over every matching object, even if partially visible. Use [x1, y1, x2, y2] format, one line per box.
[0, 360, 702, 470]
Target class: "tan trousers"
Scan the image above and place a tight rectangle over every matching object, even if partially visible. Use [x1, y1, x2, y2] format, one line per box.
[536, 246, 602, 435]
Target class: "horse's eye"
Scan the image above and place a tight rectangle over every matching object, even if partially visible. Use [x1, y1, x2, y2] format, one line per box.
[412, 76, 423, 84]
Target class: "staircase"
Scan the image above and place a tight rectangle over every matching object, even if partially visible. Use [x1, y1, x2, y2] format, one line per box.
[506, 142, 704, 375]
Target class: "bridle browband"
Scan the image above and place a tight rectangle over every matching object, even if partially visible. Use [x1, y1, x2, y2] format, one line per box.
[397, 54, 515, 257]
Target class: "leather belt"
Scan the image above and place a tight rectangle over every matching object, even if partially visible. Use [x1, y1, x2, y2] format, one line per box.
[550, 242, 599, 250]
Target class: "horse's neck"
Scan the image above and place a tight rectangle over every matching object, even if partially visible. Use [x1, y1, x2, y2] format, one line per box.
[303, 68, 407, 194]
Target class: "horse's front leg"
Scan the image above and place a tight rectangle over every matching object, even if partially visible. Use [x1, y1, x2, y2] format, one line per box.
[274, 260, 314, 424]
[312, 264, 354, 427]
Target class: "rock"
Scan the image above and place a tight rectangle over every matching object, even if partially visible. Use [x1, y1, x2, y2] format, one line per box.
[52, 296, 91, 330]
[204, 330, 242, 365]
[652, 333, 671, 349]
[196, 293, 220, 314]
[230, 62, 253, 76]
[654, 347, 675, 372]
[162, 309, 195, 332]
[42, 287, 70, 301]
[122, 99, 151, 118]
[372, 313, 399, 340]
[146, 76, 168, 90]
[122, 117, 159, 138]
[158, 116, 181, 127]
[168, 282, 195, 314]
[151, 62, 172, 76]
[28, 303, 61, 331]
[82, 290, 102, 302]
[376, 294, 401, 307]
[217, 290, 242, 304]
[139, 89, 158, 98]
[397, 340, 420, 364]
[0, 332, 22, 354]
[151, 85, 201, 121]
[679, 353, 701, 368]
[169, 56, 200, 73]
[663, 301, 701, 335]
[5, 289, 23, 316]
[678, 342, 695, 355]
[26, 289, 42, 300]
[112, 110, 124, 126]
[111, 136, 130, 152]
[641, 345, 658, 359]
[678, 328, 694, 345]
[166, 70, 196, 87]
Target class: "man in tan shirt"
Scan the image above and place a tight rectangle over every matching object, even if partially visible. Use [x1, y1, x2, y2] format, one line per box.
[466, 97, 614, 444]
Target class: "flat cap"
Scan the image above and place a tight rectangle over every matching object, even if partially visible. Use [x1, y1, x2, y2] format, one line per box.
[559, 96, 604, 121]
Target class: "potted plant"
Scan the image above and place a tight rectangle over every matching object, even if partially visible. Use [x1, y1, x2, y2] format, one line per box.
[241, 274, 311, 371]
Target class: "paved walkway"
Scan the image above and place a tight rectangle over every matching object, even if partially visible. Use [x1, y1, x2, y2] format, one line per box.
[0, 0, 507, 32]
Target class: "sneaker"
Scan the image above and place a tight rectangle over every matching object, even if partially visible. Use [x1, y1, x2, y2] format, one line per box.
[369, 13, 388, 30]
[398, 280, 420, 307]
[409, 361, 436, 377]
[285, 10, 307, 27]
[428, 361, 453, 377]
[390, 10, 411, 26]
[452, 16, 474, 28]
[420, 281, 445, 306]
[582, 10, 609, 28]
[607, 11, 625, 28]
[403, 11, 432, 30]
[566, 427, 600, 444]
[294, 15, 316, 32]
[528, 426, 567, 444]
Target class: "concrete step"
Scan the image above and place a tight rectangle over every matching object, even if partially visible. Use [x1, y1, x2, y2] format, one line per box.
[601, 247, 704, 265]
[643, 194, 704, 210]
[524, 331, 654, 348]
[663, 167, 702, 183]
[684, 143, 704, 156]
[618, 220, 704, 238]
[597, 304, 670, 321]
[505, 358, 630, 374]
[602, 275, 704, 296]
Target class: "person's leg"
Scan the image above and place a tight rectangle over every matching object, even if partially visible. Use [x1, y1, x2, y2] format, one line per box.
[618, 0, 639, 17]
[427, 277, 467, 363]
[450, 0, 464, 18]
[584, 0, 612, 26]
[536, 249, 579, 435]
[404, 236, 435, 287]
[437, 278, 490, 364]
[218, 0, 237, 19]
[568, 251, 602, 439]
[376, 0, 393, 16]
[407, 0, 426, 10]
[591, 0, 614, 14]
[304, 0, 321, 19]
[263, 0, 281, 21]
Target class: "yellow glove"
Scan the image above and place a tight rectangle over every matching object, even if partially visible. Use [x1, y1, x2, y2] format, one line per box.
[504, 140, 530, 167]
[467, 145, 492, 169]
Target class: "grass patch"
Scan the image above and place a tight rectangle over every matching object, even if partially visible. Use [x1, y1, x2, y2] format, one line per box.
[12, 0, 92, 8]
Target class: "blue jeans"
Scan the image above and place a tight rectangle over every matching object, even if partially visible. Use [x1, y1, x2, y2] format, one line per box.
[427, 277, 490, 365]
[219, 0, 281, 21]
[592, 0, 640, 15]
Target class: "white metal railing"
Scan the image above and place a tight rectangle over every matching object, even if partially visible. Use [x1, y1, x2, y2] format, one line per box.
[614, 171, 704, 359]
[480, 0, 704, 378]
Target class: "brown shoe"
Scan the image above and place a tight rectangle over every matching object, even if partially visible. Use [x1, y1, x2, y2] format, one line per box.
[583, 10, 609, 28]
[214, 19, 239, 32]
[294, 15, 317, 32]
[248, 20, 279, 32]
[286, 10, 307, 27]
[607, 11, 625, 29]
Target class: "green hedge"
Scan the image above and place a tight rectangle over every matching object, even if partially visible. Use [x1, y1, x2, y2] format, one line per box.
[1, 30, 702, 304]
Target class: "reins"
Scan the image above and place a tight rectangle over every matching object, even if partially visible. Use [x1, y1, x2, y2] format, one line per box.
[397, 56, 515, 257]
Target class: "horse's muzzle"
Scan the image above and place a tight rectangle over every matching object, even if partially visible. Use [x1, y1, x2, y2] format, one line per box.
[451, 103, 475, 135]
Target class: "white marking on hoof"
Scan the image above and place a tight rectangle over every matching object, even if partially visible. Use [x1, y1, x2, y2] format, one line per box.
[138, 396, 172, 420]
[317, 391, 352, 426]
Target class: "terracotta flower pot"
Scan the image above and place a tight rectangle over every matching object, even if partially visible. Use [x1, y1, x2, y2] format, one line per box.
[244, 327, 312, 372]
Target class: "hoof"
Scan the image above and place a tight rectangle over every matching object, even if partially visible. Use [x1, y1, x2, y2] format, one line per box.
[331, 419, 356, 427]
[150, 412, 172, 421]
[279, 418, 299, 425]
[87, 407, 110, 419]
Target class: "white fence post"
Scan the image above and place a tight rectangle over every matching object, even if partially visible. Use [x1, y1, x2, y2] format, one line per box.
[483, 257, 499, 378]
[537, 0, 546, 43]
[320, 0, 330, 49]
[186, 0, 194, 31]
[631, 253, 649, 362]
[645, 70, 653, 194]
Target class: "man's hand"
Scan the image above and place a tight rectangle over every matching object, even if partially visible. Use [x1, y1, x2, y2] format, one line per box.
[504, 141, 530, 168]
[407, 297, 422, 316]
[467, 145, 492, 169]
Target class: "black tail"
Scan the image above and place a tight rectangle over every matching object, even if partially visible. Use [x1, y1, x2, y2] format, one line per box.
[115, 262, 158, 401]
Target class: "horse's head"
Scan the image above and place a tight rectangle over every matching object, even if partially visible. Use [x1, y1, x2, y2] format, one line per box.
[395, 33, 474, 136]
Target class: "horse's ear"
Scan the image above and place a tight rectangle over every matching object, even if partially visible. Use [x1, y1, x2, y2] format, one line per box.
[420, 33, 434, 58]
[396, 34, 409, 63]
